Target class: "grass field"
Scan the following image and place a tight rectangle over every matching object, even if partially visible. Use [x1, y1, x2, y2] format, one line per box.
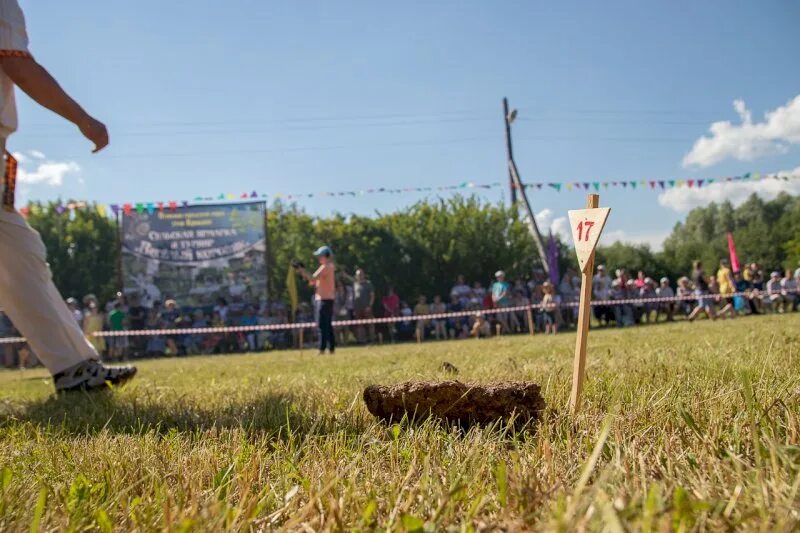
[1, 314, 799, 531]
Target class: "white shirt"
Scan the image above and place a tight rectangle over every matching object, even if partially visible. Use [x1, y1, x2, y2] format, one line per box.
[0, 0, 29, 139]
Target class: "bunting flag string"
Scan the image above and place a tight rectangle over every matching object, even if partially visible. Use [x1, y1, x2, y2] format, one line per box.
[14, 169, 799, 219]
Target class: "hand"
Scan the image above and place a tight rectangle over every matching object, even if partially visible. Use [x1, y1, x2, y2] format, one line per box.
[79, 116, 109, 153]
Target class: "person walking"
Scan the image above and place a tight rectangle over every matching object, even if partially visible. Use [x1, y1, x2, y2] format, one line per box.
[688, 260, 716, 322]
[0, 1, 136, 390]
[298, 246, 336, 354]
[715, 259, 736, 318]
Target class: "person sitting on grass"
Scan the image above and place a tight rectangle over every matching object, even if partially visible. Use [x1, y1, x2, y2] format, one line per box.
[413, 295, 430, 341]
[627, 279, 644, 324]
[470, 312, 491, 338]
[765, 271, 785, 313]
[397, 301, 414, 341]
[656, 277, 675, 322]
[592, 277, 613, 327]
[430, 295, 447, 340]
[447, 293, 469, 339]
[782, 269, 799, 312]
[639, 278, 657, 323]
[676, 276, 694, 317]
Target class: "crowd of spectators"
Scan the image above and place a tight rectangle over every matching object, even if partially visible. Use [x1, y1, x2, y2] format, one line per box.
[1, 259, 798, 367]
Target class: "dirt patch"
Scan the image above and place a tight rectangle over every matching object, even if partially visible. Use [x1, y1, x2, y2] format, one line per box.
[363, 380, 545, 427]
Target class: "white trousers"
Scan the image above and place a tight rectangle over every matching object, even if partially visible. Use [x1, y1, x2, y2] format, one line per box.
[0, 190, 97, 375]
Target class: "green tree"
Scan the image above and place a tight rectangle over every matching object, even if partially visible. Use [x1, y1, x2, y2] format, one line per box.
[25, 201, 119, 303]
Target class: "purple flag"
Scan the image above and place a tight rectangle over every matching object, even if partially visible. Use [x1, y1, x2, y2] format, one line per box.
[547, 232, 560, 286]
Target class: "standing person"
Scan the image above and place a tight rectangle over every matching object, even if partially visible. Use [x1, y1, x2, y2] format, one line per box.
[592, 265, 612, 293]
[352, 268, 376, 344]
[715, 259, 736, 318]
[450, 275, 471, 306]
[298, 246, 336, 355]
[491, 271, 512, 333]
[66, 298, 83, 327]
[0, 1, 135, 390]
[106, 302, 128, 361]
[688, 260, 716, 322]
[540, 282, 560, 335]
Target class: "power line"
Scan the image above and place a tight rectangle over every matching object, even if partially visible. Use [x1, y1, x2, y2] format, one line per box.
[32, 132, 697, 161]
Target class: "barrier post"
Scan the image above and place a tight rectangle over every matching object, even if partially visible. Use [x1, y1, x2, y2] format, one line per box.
[568, 194, 611, 414]
[299, 327, 304, 355]
[527, 305, 535, 336]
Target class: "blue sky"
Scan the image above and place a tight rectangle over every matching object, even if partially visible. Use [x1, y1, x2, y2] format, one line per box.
[11, 0, 800, 248]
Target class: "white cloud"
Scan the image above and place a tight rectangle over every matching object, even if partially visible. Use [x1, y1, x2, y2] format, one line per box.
[535, 208, 569, 240]
[657, 166, 800, 212]
[11, 150, 81, 186]
[683, 95, 800, 168]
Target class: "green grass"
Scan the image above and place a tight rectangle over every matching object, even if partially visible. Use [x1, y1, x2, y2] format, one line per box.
[1, 314, 800, 531]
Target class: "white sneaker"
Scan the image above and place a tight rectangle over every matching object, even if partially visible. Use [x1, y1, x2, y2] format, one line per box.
[53, 359, 137, 392]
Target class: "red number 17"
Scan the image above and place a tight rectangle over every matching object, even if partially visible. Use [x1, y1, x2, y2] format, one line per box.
[576, 220, 594, 242]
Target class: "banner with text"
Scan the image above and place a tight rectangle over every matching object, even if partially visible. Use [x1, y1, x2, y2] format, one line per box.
[121, 202, 267, 308]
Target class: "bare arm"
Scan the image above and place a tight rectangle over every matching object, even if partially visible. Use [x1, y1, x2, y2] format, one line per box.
[0, 56, 108, 152]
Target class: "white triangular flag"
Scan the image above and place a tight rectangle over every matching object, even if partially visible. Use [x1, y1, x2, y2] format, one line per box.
[568, 207, 611, 272]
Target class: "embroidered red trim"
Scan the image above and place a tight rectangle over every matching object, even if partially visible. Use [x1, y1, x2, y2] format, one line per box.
[0, 49, 33, 211]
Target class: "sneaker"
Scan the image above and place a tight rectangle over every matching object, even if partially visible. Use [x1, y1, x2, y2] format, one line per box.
[53, 359, 137, 392]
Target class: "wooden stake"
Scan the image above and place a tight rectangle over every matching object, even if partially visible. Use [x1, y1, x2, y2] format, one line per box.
[495, 323, 501, 336]
[569, 194, 599, 414]
[299, 328, 304, 356]
[527, 306, 535, 336]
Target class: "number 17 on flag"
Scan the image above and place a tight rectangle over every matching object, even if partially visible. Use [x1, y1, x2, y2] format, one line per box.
[568, 207, 611, 272]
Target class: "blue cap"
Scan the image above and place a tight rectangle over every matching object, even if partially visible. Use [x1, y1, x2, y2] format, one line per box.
[313, 245, 333, 257]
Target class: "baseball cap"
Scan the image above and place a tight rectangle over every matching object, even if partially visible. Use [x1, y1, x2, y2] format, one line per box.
[313, 246, 333, 257]
[495, 270, 505, 278]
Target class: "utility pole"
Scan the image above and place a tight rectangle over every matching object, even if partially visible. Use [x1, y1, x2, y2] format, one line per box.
[503, 98, 518, 205]
[502, 97, 550, 275]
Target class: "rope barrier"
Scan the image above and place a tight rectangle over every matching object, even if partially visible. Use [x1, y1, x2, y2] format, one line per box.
[0, 288, 796, 344]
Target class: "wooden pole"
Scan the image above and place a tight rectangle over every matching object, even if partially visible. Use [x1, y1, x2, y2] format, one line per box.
[115, 210, 124, 294]
[569, 194, 600, 414]
[503, 98, 518, 205]
[299, 327, 304, 356]
[527, 305, 535, 336]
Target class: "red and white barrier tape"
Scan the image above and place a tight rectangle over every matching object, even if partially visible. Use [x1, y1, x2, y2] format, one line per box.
[0, 288, 796, 344]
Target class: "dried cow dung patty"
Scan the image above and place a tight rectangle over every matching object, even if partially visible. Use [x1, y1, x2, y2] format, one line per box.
[363, 380, 545, 426]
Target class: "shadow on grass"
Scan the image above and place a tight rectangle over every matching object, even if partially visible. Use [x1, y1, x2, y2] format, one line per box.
[0, 389, 368, 439]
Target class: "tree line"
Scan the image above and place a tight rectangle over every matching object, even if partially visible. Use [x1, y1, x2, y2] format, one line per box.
[22, 192, 800, 305]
